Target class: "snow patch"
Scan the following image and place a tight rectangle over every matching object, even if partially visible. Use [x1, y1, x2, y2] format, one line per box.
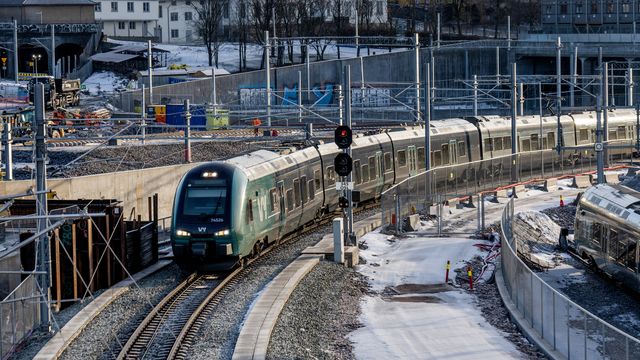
[513, 211, 562, 269]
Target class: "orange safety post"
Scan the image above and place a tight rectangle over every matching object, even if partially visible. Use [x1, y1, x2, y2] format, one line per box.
[467, 265, 473, 290]
[445, 260, 451, 283]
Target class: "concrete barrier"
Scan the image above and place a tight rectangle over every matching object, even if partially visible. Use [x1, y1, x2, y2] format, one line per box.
[572, 175, 593, 188]
[0, 163, 202, 221]
[605, 173, 620, 184]
[543, 178, 558, 192]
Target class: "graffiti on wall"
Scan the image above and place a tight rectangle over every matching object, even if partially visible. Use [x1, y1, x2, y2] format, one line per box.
[351, 88, 391, 107]
[240, 82, 335, 108]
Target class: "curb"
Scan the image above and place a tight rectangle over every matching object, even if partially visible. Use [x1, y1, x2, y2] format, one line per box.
[33, 259, 173, 360]
[494, 262, 565, 360]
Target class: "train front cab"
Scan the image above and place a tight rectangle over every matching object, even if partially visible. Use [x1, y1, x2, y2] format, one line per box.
[171, 163, 241, 269]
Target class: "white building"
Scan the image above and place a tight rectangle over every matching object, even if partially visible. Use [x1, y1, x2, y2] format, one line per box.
[157, 0, 388, 45]
[95, 0, 161, 39]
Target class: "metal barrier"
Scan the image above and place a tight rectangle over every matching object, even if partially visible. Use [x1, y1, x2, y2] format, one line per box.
[0, 274, 41, 358]
[380, 149, 602, 229]
[500, 198, 640, 359]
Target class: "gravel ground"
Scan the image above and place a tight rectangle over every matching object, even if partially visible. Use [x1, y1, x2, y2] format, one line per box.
[7, 263, 185, 360]
[183, 208, 378, 360]
[267, 261, 369, 360]
[11, 140, 278, 180]
[541, 205, 577, 230]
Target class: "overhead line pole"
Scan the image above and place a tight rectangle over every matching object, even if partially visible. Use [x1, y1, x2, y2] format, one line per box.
[265, 31, 271, 128]
[344, 65, 353, 246]
[13, 20, 18, 83]
[414, 33, 421, 124]
[603, 62, 609, 167]
[511, 63, 518, 183]
[148, 40, 153, 104]
[556, 37, 563, 153]
[425, 62, 431, 172]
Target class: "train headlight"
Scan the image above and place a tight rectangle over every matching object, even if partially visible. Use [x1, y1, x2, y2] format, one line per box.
[176, 229, 191, 237]
[215, 229, 230, 236]
[202, 171, 218, 178]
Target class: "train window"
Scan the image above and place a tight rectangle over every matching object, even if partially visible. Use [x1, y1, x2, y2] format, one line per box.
[397, 150, 407, 167]
[503, 136, 511, 150]
[354, 160, 362, 184]
[494, 137, 503, 151]
[547, 133, 555, 149]
[246, 199, 254, 223]
[300, 176, 307, 204]
[592, 223, 602, 247]
[457, 142, 466, 157]
[441, 144, 450, 165]
[326, 166, 335, 185]
[417, 147, 426, 169]
[314, 170, 321, 191]
[579, 129, 589, 142]
[618, 126, 627, 139]
[609, 229, 636, 270]
[609, 129, 618, 141]
[269, 188, 278, 214]
[484, 138, 492, 152]
[543, 138, 548, 149]
[286, 189, 294, 212]
[293, 179, 301, 208]
[531, 134, 540, 151]
[522, 139, 531, 152]
[308, 180, 315, 200]
[433, 151, 442, 167]
[384, 153, 392, 171]
[362, 165, 370, 182]
[368, 157, 376, 180]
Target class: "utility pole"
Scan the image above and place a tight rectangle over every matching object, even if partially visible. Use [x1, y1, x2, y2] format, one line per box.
[511, 63, 518, 183]
[496, 47, 500, 85]
[556, 37, 563, 153]
[3, 120, 12, 180]
[355, 7, 360, 57]
[148, 40, 153, 104]
[305, 43, 310, 103]
[297, 71, 302, 123]
[473, 75, 478, 116]
[13, 20, 18, 83]
[518, 82, 524, 116]
[141, 84, 146, 144]
[603, 62, 609, 167]
[344, 66, 354, 246]
[596, 64, 605, 184]
[184, 99, 191, 163]
[50, 25, 55, 77]
[34, 84, 50, 330]
[628, 67, 634, 107]
[436, 13, 441, 48]
[507, 15, 511, 50]
[211, 68, 217, 117]
[265, 31, 271, 127]
[414, 33, 421, 123]
[539, 82, 544, 177]
[425, 62, 431, 171]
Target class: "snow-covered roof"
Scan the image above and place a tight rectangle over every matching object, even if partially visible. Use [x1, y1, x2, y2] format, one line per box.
[91, 52, 141, 63]
[583, 183, 640, 224]
[137, 67, 229, 77]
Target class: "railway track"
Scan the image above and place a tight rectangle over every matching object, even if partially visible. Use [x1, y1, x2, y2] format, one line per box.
[117, 203, 377, 360]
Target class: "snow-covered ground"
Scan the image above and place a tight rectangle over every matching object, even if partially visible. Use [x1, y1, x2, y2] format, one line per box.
[351, 234, 522, 359]
[82, 71, 132, 96]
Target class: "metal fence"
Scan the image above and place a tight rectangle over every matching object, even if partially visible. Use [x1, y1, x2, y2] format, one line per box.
[500, 198, 640, 359]
[0, 274, 41, 358]
[380, 149, 603, 229]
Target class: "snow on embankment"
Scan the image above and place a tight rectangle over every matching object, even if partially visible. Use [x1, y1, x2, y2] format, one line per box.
[512, 211, 562, 269]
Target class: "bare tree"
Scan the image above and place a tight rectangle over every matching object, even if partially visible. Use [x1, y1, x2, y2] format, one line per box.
[192, 0, 225, 67]
[233, 0, 250, 71]
[450, 0, 467, 35]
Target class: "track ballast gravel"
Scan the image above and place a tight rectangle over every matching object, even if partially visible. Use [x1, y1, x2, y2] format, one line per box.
[12, 140, 278, 180]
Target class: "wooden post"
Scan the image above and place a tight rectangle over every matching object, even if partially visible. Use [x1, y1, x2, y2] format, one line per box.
[54, 229, 61, 312]
[148, 196, 152, 221]
[106, 211, 112, 287]
[120, 211, 126, 279]
[87, 219, 94, 292]
[72, 224, 77, 299]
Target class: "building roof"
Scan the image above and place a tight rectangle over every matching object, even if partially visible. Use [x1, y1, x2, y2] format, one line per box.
[110, 44, 169, 54]
[137, 67, 230, 77]
[91, 52, 141, 64]
[22, 0, 96, 4]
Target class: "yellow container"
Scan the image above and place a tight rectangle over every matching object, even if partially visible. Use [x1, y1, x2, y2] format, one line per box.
[206, 108, 229, 130]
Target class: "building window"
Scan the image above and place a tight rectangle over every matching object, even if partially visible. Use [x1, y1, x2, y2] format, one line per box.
[171, 0, 176, 5]
[223, 2, 229, 18]
[622, 2, 630, 13]
[129, 21, 136, 29]
[591, 2, 598, 14]
[606, 1, 615, 13]
[186, 29, 192, 40]
[376, 1, 384, 15]
[576, 3, 583, 14]
[111, 1, 118, 11]
[143, 2, 150, 12]
[185, 12, 193, 21]
[545, 5, 553, 14]
[185, 0, 191, 4]
[560, 3, 568, 14]
[171, 29, 179, 38]
[127, 2, 134, 12]
[95, 3, 101, 11]
[118, 21, 125, 29]
[159, 5, 163, 17]
[171, 12, 178, 21]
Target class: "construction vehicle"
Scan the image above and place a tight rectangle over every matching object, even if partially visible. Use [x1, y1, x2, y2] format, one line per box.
[28, 76, 80, 109]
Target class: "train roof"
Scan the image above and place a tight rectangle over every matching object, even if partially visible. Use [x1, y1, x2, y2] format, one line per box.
[473, 114, 572, 132]
[582, 183, 640, 224]
[572, 108, 637, 126]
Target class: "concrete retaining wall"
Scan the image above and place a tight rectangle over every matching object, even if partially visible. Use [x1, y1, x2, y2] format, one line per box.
[0, 163, 201, 221]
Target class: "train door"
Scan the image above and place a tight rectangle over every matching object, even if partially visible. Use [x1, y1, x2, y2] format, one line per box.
[449, 140, 458, 164]
[375, 151, 384, 195]
[276, 181, 286, 238]
[408, 146, 418, 176]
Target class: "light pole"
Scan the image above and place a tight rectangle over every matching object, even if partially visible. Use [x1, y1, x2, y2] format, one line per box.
[32, 54, 41, 74]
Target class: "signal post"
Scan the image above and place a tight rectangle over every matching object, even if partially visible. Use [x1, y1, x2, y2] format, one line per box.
[335, 125, 355, 248]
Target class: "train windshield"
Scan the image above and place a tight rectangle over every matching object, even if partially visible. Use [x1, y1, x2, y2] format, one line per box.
[182, 186, 227, 216]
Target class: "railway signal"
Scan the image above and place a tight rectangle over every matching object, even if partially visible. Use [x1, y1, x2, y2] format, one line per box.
[338, 196, 349, 208]
[334, 153, 353, 177]
[335, 125, 352, 149]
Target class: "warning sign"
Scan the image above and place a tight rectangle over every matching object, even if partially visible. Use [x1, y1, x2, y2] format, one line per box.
[1, 57, 6, 64]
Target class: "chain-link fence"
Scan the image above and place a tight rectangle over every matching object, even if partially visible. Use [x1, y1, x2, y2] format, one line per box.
[500, 198, 640, 359]
[380, 149, 604, 229]
[0, 274, 41, 358]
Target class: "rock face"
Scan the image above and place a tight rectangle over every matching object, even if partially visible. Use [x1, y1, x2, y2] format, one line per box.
[512, 211, 562, 269]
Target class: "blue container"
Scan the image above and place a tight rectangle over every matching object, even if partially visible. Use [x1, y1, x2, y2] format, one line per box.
[165, 103, 207, 131]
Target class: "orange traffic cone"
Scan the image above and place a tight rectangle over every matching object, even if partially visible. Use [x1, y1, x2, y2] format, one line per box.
[560, 195, 565, 207]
